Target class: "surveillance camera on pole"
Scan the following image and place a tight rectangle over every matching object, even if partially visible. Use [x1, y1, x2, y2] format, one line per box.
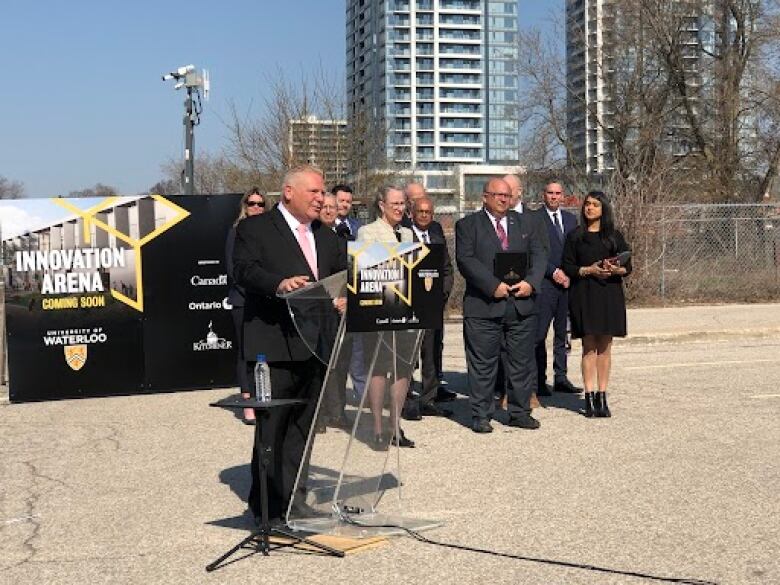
[161, 64, 210, 195]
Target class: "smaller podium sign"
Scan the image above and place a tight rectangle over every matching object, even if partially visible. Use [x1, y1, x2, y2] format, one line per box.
[346, 241, 444, 332]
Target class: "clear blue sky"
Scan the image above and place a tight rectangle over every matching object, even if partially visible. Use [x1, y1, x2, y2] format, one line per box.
[0, 1, 555, 196]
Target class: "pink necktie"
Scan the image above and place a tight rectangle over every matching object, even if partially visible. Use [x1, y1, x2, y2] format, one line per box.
[295, 224, 318, 280]
[495, 220, 509, 251]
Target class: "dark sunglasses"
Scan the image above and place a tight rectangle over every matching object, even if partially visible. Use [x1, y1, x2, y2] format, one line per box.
[246, 201, 265, 208]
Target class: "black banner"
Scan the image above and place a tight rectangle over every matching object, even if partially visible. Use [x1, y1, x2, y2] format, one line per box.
[346, 241, 444, 332]
[1, 194, 242, 402]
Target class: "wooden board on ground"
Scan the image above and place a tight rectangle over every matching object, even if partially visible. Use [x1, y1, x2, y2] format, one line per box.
[269, 533, 388, 555]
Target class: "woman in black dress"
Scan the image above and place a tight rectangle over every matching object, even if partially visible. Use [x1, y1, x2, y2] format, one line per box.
[225, 188, 266, 424]
[562, 191, 631, 418]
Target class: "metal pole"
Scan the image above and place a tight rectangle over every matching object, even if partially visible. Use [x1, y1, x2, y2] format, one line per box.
[183, 87, 195, 195]
[660, 206, 666, 304]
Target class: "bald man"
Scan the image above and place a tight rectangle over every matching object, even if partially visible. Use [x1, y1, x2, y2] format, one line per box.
[455, 178, 548, 433]
[504, 174, 524, 214]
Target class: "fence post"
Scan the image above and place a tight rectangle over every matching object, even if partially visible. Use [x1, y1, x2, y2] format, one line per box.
[734, 217, 739, 260]
[660, 205, 666, 303]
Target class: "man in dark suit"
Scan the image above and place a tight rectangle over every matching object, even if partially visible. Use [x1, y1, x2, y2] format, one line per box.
[535, 181, 581, 396]
[333, 185, 361, 241]
[402, 181, 455, 401]
[456, 178, 548, 433]
[409, 196, 454, 417]
[233, 165, 347, 523]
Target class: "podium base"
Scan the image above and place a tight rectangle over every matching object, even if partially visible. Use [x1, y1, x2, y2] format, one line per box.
[288, 512, 443, 538]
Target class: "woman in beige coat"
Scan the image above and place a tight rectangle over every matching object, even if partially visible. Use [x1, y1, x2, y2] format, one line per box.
[357, 185, 416, 449]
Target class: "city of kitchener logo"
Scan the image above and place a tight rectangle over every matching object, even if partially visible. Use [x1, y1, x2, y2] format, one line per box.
[64, 344, 88, 371]
[193, 321, 232, 351]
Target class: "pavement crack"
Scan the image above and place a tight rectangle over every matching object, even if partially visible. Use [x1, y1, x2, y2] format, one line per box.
[1, 461, 44, 570]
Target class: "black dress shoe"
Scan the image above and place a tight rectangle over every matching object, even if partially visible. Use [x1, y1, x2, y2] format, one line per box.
[242, 418, 256, 426]
[370, 434, 388, 451]
[471, 418, 493, 433]
[554, 378, 582, 394]
[506, 414, 541, 429]
[326, 413, 351, 430]
[584, 392, 596, 418]
[536, 383, 553, 397]
[390, 427, 415, 448]
[420, 402, 451, 417]
[435, 387, 457, 402]
[594, 391, 611, 418]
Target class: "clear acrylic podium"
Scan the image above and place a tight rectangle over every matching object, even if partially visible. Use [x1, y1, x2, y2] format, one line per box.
[279, 270, 443, 537]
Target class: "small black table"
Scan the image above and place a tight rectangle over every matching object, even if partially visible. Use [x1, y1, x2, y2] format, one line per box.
[205, 396, 344, 571]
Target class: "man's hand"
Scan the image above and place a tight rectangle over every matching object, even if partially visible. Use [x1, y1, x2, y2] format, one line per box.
[276, 275, 310, 294]
[493, 282, 513, 299]
[552, 268, 570, 289]
[513, 280, 533, 298]
[333, 297, 347, 314]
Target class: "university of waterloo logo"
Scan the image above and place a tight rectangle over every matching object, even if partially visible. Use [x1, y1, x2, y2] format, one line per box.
[64, 345, 87, 371]
[51, 195, 190, 312]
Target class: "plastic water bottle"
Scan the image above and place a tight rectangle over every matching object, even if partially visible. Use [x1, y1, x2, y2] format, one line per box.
[254, 354, 272, 403]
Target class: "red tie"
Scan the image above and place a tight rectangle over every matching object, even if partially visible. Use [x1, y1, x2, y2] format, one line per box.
[495, 220, 508, 251]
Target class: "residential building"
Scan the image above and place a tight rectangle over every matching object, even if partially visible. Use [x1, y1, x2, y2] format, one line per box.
[289, 116, 349, 185]
[346, 0, 521, 205]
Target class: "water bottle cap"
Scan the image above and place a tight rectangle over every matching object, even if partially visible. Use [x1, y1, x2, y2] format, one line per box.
[256, 354, 266, 362]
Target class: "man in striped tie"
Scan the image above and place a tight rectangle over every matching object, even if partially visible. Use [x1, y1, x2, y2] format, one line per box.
[455, 178, 548, 434]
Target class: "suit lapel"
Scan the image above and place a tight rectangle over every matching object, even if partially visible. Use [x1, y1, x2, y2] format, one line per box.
[479, 210, 503, 251]
[270, 207, 314, 280]
[506, 211, 522, 250]
[312, 221, 328, 279]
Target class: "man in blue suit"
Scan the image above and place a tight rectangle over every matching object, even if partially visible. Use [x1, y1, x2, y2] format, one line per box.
[333, 185, 361, 241]
[535, 181, 581, 395]
[456, 178, 548, 433]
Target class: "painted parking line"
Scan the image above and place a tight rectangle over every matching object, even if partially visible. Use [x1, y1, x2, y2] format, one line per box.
[624, 358, 780, 371]
[2, 514, 40, 525]
[749, 394, 780, 399]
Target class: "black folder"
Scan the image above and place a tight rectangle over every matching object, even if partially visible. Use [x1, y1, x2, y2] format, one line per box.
[494, 252, 528, 285]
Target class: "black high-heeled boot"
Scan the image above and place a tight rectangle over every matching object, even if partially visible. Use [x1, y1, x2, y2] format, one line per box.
[584, 392, 596, 418]
[595, 391, 611, 418]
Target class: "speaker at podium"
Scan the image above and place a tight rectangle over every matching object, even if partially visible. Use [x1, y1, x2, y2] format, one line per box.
[280, 241, 446, 537]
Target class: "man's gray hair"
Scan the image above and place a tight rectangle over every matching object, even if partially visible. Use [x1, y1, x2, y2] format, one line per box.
[282, 164, 323, 191]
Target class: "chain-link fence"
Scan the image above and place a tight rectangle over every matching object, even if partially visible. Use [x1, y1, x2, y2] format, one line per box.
[435, 203, 780, 311]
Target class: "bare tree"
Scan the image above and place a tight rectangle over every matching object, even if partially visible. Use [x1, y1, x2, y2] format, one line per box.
[0, 175, 24, 199]
[67, 183, 118, 198]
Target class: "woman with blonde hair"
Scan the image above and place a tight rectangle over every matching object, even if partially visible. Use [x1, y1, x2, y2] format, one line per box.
[226, 188, 266, 423]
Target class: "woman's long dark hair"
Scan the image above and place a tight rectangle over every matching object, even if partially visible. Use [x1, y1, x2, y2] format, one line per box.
[580, 190, 617, 253]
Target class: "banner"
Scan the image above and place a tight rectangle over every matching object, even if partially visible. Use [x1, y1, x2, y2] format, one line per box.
[346, 241, 444, 332]
[1, 194, 242, 402]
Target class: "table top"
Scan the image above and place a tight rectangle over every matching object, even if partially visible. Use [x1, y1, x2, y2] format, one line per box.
[210, 396, 307, 410]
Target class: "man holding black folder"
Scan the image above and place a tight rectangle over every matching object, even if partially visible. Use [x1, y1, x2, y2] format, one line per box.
[455, 178, 548, 433]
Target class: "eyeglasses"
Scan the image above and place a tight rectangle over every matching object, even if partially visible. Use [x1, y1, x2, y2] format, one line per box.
[246, 201, 265, 208]
[546, 191, 563, 195]
[484, 191, 510, 198]
[414, 209, 433, 215]
[383, 201, 407, 208]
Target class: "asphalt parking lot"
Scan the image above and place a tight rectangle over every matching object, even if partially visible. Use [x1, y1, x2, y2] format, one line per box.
[1, 303, 779, 585]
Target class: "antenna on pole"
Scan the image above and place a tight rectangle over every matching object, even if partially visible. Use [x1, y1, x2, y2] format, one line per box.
[162, 65, 210, 195]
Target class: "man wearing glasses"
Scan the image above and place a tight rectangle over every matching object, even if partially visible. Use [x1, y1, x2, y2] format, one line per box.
[455, 178, 548, 433]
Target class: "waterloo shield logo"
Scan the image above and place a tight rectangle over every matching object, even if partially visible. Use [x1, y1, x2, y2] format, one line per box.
[424, 276, 433, 292]
[64, 345, 88, 371]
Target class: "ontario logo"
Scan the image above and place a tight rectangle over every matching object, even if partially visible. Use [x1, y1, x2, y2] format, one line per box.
[193, 321, 232, 351]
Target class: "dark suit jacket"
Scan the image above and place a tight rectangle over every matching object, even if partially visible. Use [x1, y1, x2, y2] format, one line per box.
[225, 226, 246, 308]
[411, 225, 454, 299]
[539, 208, 578, 279]
[456, 209, 548, 319]
[233, 207, 347, 362]
[335, 216, 361, 241]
